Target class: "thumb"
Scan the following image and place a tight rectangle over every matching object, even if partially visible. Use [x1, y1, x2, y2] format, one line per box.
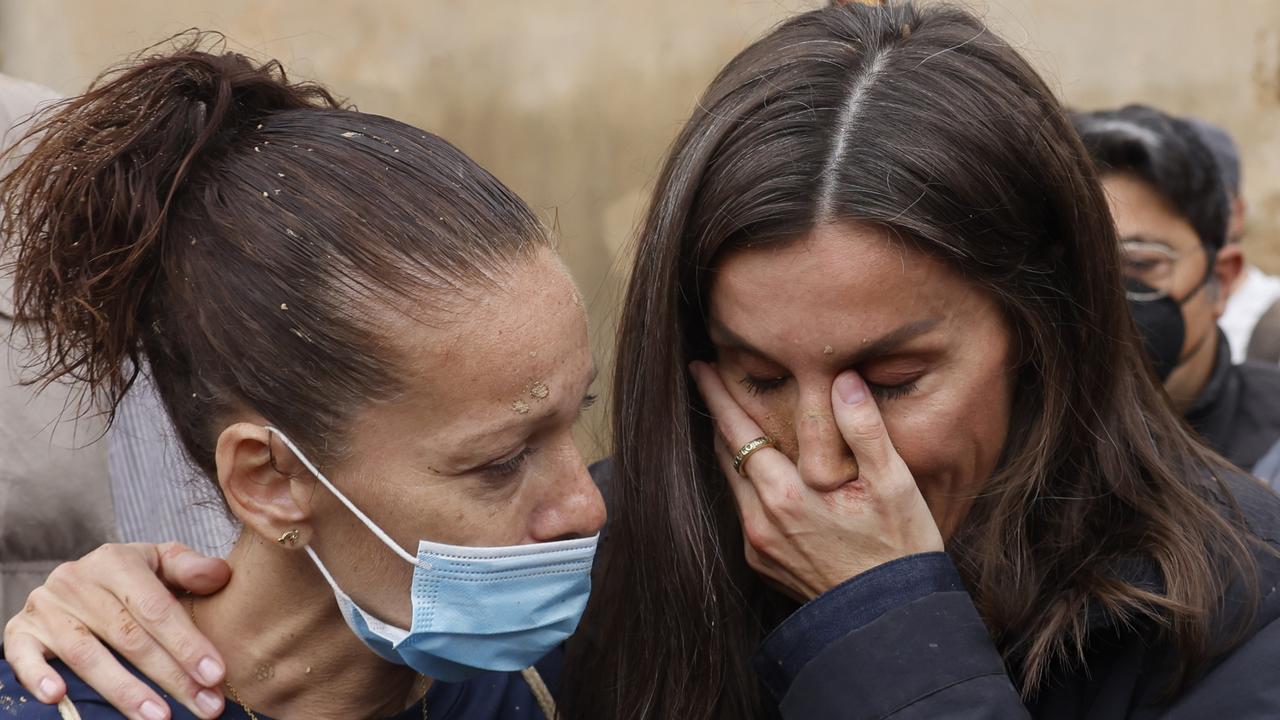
[831, 371, 899, 478]
[155, 542, 232, 595]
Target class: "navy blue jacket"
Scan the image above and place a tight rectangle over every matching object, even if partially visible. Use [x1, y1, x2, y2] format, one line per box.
[755, 470, 1280, 718]
[0, 646, 563, 719]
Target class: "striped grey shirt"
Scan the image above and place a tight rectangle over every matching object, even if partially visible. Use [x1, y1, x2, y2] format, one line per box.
[107, 370, 237, 557]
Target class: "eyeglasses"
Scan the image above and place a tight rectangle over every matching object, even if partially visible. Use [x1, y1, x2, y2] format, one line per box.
[1120, 240, 1193, 301]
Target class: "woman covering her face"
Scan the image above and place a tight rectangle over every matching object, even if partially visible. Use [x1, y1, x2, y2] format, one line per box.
[7, 3, 1280, 720]
[0, 33, 605, 720]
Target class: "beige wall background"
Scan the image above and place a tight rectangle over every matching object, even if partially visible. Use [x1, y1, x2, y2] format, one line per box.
[3, 0, 1278, 458]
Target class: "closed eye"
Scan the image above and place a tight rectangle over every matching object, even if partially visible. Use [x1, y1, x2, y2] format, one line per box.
[867, 380, 918, 402]
[741, 374, 919, 402]
[481, 446, 535, 478]
[740, 374, 788, 396]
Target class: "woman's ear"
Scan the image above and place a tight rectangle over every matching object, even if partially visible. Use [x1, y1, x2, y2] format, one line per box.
[215, 423, 315, 548]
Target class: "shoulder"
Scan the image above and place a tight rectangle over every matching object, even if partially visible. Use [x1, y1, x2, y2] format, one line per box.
[0, 655, 200, 720]
[1202, 470, 1280, 642]
[0, 659, 127, 719]
[1234, 361, 1280, 418]
[427, 646, 564, 719]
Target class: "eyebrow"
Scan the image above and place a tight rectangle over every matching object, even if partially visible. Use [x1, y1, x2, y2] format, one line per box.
[709, 317, 944, 367]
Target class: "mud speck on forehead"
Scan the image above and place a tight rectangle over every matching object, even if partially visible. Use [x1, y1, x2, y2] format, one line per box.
[511, 399, 531, 415]
[529, 382, 550, 400]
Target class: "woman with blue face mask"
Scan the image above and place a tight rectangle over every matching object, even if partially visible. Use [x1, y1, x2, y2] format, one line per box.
[11, 3, 1280, 720]
[0, 33, 604, 720]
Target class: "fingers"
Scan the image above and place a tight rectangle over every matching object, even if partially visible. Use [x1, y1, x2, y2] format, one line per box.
[154, 542, 232, 596]
[3, 621, 65, 704]
[713, 434, 764, 528]
[831, 371, 905, 476]
[9, 586, 173, 720]
[19, 544, 227, 718]
[688, 361, 791, 484]
[98, 545, 226, 715]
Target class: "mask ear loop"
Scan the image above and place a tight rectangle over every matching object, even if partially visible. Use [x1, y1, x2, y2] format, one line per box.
[265, 426, 419, 566]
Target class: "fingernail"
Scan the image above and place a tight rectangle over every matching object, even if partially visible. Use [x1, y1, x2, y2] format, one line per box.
[196, 657, 223, 685]
[195, 688, 223, 716]
[37, 677, 57, 700]
[140, 699, 168, 720]
[836, 373, 867, 404]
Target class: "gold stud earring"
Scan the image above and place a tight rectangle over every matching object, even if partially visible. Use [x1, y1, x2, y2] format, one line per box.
[276, 529, 300, 546]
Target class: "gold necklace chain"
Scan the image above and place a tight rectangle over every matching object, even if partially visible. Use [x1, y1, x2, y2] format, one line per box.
[184, 596, 428, 719]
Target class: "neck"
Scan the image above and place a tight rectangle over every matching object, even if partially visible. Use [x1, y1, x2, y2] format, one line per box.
[190, 534, 427, 719]
[1168, 327, 1220, 414]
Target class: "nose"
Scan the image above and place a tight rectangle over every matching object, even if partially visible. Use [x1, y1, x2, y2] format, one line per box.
[794, 387, 858, 492]
[529, 436, 608, 542]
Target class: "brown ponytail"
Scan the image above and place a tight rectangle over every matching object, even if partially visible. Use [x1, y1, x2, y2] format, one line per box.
[2, 31, 339, 416]
[2, 31, 546, 479]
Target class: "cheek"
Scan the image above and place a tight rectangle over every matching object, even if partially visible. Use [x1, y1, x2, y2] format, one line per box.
[887, 368, 1011, 495]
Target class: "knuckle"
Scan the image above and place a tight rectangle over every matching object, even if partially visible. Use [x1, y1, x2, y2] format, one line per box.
[109, 677, 150, 710]
[167, 666, 201, 699]
[21, 586, 50, 616]
[170, 632, 202, 667]
[90, 543, 125, 566]
[7, 589, 49, 639]
[44, 561, 80, 590]
[847, 419, 888, 447]
[2, 618, 21, 647]
[134, 592, 175, 625]
[110, 615, 151, 655]
[63, 633, 102, 669]
[742, 523, 771, 554]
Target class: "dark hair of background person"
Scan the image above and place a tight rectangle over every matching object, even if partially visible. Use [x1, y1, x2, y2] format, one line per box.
[1186, 117, 1241, 199]
[1, 32, 547, 488]
[564, 3, 1258, 718]
[1072, 105, 1230, 259]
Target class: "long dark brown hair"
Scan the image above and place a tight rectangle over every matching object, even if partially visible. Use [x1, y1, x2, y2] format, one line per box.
[2, 32, 547, 481]
[567, 3, 1257, 717]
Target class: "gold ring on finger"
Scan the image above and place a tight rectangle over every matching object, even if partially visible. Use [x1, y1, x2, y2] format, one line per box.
[732, 436, 775, 478]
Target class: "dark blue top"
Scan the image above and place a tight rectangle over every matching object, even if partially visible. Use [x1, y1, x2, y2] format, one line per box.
[750, 470, 1280, 719]
[0, 646, 562, 719]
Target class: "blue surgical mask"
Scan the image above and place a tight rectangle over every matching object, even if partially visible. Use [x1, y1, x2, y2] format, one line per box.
[267, 427, 598, 682]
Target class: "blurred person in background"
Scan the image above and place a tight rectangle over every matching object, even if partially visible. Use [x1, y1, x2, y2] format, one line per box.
[1247, 299, 1280, 365]
[1075, 105, 1280, 472]
[1190, 118, 1280, 365]
[0, 72, 118, 623]
[9, 5, 1280, 720]
[0, 73, 234, 627]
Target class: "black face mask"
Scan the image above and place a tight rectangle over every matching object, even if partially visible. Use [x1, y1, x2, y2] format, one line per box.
[1126, 275, 1210, 381]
